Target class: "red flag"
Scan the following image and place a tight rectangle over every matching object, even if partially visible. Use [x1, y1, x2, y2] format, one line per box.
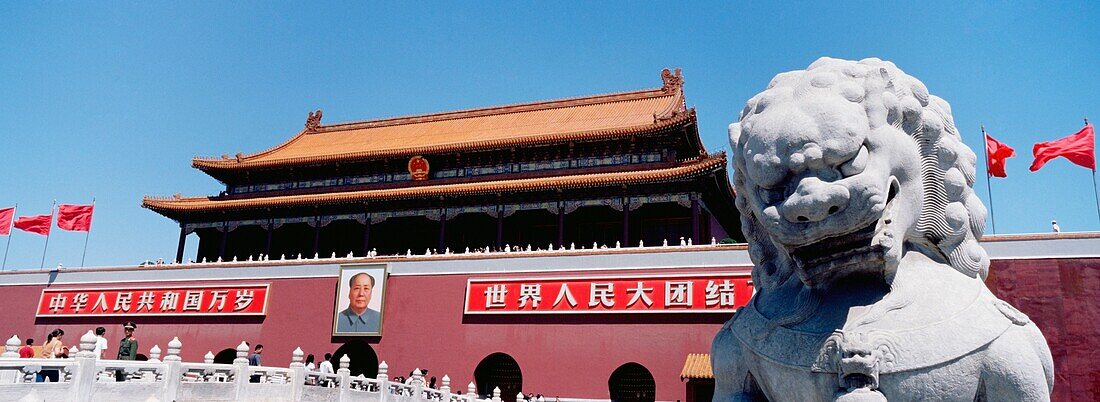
[14, 215, 52, 236]
[1029, 123, 1095, 172]
[0, 207, 14, 236]
[984, 132, 1015, 178]
[57, 204, 94, 232]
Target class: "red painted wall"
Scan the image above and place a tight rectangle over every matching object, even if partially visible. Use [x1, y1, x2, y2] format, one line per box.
[0, 267, 740, 401]
[0, 258, 1095, 401]
[986, 258, 1100, 402]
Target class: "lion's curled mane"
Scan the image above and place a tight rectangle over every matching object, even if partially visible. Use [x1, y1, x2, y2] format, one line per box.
[730, 57, 990, 293]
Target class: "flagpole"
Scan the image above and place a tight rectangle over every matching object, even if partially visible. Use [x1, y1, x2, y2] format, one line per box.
[1088, 116, 1100, 224]
[80, 197, 94, 267]
[981, 125, 997, 234]
[2, 204, 15, 271]
[40, 201, 55, 269]
[1092, 168, 1099, 224]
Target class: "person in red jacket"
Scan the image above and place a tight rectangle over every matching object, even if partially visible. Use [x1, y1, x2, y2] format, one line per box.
[18, 338, 34, 358]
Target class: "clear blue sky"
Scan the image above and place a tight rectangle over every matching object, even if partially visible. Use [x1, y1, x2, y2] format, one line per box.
[1, 2, 1097, 269]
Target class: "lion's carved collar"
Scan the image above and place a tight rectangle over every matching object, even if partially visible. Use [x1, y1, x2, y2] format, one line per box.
[727, 280, 1014, 373]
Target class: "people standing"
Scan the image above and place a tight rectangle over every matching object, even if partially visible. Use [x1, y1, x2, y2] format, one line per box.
[248, 344, 263, 366]
[318, 353, 334, 374]
[37, 329, 64, 382]
[116, 322, 138, 381]
[93, 327, 108, 359]
[305, 354, 316, 371]
[18, 338, 34, 358]
[248, 344, 264, 382]
[117, 322, 138, 360]
[38, 329, 64, 359]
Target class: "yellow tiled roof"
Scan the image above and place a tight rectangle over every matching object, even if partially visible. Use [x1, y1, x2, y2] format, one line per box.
[680, 353, 712, 380]
[193, 69, 690, 171]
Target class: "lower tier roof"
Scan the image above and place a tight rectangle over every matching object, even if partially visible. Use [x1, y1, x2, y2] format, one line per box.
[144, 154, 728, 219]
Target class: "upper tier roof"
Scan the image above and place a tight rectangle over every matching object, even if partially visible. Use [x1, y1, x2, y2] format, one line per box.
[193, 69, 691, 171]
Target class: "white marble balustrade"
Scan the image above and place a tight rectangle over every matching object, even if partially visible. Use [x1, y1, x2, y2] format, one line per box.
[0, 332, 492, 402]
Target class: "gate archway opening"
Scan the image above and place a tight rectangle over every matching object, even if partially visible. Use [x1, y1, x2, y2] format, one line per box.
[213, 348, 237, 364]
[331, 340, 379, 377]
[608, 362, 655, 402]
[474, 352, 522, 402]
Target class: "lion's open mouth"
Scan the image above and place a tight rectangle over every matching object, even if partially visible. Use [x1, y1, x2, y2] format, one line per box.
[789, 220, 883, 279]
[790, 221, 878, 266]
[787, 178, 897, 286]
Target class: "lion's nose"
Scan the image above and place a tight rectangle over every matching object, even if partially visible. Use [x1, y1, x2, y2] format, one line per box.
[779, 177, 850, 223]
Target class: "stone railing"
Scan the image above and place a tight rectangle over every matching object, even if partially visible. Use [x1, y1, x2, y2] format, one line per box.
[0, 332, 504, 402]
[163, 236, 732, 266]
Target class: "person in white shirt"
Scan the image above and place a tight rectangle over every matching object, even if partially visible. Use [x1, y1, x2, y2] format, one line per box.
[93, 327, 108, 359]
[318, 353, 334, 374]
[305, 354, 317, 371]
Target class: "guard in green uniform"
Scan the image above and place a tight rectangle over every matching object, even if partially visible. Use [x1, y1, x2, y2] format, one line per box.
[115, 322, 138, 381]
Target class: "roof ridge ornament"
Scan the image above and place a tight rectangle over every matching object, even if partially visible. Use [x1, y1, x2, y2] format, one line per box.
[305, 109, 323, 132]
[661, 68, 684, 92]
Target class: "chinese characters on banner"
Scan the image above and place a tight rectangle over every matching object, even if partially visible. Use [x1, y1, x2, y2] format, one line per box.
[465, 274, 752, 314]
[36, 285, 270, 317]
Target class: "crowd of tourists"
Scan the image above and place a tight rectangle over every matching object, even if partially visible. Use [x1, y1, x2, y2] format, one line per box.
[12, 321, 138, 382]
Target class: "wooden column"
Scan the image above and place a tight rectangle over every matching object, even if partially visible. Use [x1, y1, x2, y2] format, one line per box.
[557, 199, 565, 247]
[362, 215, 372, 256]
[691, 195, 701, 243]
[622, 196, 630, 246]
[312, 216, 321, 257]
[218, 221, 228, 261]
[438, 207, 447, 252]
[175, 225, 187, 264]
[264, 218, 273, 258]
[495, 204, 503, 248]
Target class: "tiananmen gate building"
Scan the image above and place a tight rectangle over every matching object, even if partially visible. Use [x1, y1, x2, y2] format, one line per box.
[142, 68, 741, 264]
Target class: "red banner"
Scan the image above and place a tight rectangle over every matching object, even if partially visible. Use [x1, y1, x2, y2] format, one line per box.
[0, 207, 13, 236]
[36, 285, 270, 317]
[14, 214, 52, 236]
[984, 132, 1015, 178]
[57, 204, 94, 232]
[465, 273, 752, 314]
[1030, 123, 1095, 172]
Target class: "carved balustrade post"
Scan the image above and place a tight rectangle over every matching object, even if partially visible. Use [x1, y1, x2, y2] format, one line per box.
[290, 347, 306, 401]
[68, 330, 99, 402]
[0, 335, 20, 384]
[165, 337, 182, 362]
[233, 341, 250, 400]
[492, 387, 502, 402]
[441, 374, 452, 402]
[467, 382, 477, 401]
[411, 368, 425, 400]
[204, 351, 215, 364]
[162, 337, 182, 402]
[337, 354, 351, 402]
[377, 361, 390, 402]
[2, 335, 20, 358]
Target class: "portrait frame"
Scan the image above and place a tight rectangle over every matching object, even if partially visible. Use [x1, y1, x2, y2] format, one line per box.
[332, 264, 389, 337]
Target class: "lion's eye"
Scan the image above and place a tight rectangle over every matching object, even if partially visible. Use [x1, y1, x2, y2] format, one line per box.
[758, 186, 786, 205]
[839, 145, 869, 177]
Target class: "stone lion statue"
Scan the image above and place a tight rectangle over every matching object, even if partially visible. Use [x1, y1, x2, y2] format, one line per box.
[713, 57, 1053, 401]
